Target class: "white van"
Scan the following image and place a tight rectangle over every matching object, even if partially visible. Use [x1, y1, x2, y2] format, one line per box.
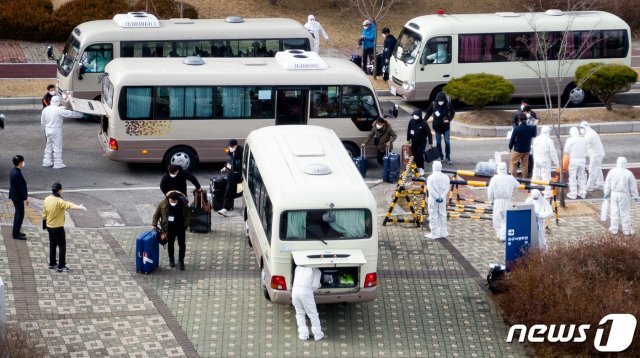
[242, 125, 379, 304]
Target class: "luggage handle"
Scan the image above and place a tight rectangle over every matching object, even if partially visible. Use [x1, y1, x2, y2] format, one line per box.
[360, 145, 366, 159]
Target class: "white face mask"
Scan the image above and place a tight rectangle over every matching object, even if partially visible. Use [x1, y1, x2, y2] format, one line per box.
[21, 163, 25, 168]
[520, 105, 525, 110]
[49, 91, 56, 96]
[412, 115, 420, 120]
[526, 113, 531, 118]
[169, 201, 178, 207]
[229, 146, 236, 153]
[438, 101, 444, 106]
[169, 173, 177, 178]
[376, 124, 383, 129]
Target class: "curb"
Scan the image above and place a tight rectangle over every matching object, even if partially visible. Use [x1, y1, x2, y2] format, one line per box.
[0, 96, 42, 110]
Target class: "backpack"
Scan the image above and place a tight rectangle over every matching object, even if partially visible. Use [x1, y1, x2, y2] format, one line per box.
[486, 264, 506, 293]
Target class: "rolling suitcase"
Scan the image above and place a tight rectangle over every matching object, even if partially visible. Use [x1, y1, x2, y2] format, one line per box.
[136, 229, 160, 274]
[401, 143, 412, 168]
[209, 176, 227, 211]
[350, 54, 362, 69]
[190, 190, 212, 233]
[382, 148, 401, 183]
[352, 146, 367, 177]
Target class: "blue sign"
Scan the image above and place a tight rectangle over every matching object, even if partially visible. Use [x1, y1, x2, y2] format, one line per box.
[505, 206, 533, 270]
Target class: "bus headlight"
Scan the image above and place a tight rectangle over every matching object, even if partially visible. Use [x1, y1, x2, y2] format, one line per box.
[402, 81, 415, 91]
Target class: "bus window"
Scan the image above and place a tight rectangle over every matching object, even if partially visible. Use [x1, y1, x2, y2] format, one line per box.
[422, 37, 451, 64]
[58, 36, 80, 77]
[282, 38, 309, 50]
[280, 209, 372, 240]
[123, 87, 152, 119]
[276, 89, 307, 125]
[341, 86, 378, 131]
[155, 87, 214, 119]
[310, 86, 339, 118]
[80, 44, 113, 73]
[395, 28, 422, 64]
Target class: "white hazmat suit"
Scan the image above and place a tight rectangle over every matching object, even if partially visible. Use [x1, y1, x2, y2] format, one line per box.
[425, 161, 451, 239]
[531, 125, 560, 198]
[525, 189, 554, 251]
[40, 96, 83, 169]
[563, 127, 588, 199]
[579, 121, 606, 191]
[291, 266, 324, 341]
[304, 15, 329, 53]
[604, 157, 639, 235]
[488, 162, 521, 241]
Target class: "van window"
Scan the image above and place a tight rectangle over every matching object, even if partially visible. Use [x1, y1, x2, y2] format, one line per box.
[280, 209, 372, 240]
[81, 43, 113, 73]
[422, 37, 451, 64]
[395, 28, 422, 64]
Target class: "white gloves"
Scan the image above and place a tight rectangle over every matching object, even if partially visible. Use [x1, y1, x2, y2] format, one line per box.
[77, 204, 87, 211]
[226, 163, 232, 169]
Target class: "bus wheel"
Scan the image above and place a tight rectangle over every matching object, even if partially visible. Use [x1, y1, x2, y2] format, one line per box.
[165, 147, 197, 172]
[562, 83, 587, 107]
[261, 268, 271, 301]
[343, 142, 359, 158]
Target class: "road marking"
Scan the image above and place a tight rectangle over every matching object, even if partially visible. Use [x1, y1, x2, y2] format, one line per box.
[98, 209, 125, 227]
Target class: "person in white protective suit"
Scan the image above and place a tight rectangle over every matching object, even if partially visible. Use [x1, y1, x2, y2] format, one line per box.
[304, 15, 330, 53]
[425, 161, 451, 239]
[604, 157, 639, 235]
[563, 126, 588, 199]
[292, 265, 325, 341]
[525, 189, 554, 251]
[40, 96, 83, 169]
[531, 126, 560, 198]
[488, 162, 521, 241]
[579, 121, 606, 191]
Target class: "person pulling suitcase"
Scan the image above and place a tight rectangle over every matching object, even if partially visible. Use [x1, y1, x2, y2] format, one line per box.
[152, 191, 190, 270]
[218, 139, 243, 217]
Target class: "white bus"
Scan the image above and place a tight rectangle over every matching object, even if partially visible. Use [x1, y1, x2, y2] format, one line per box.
[70, 51, 382, 171]
[47, 12, 312, 100]
[243, 125, 378, 304]
[388, 10, 631, 105]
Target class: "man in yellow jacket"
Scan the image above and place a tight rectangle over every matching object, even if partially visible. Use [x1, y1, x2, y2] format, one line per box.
[43, 182, 86, 272]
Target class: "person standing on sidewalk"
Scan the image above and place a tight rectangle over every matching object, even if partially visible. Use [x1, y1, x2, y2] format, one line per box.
[381, 27, 397, 81]
[564, 126, 588, 199]
[152, 191, 190, 270]
[159, 164, 201, 198]
[531, 126, 559, 198]
[406, 109, 433, 176]
[304, 15, 330, 53]
[43, 182, 87, 272]
[362, 117, 397, 166]
[579, 121, 606, 191]
[9, 155, 28, 240]
[424, 92, 455, 165]
[218, 139, 243, 216]
[359, 19, 376, 73]
[41, 96, 83, 169]
[604, 157, 639, 236]
[425, 161, 450, 239]
[292, 265, 324, 341]
[42, 84, 56, 109]
[508, 113, 537, 177]
[488, 162, 521, 242]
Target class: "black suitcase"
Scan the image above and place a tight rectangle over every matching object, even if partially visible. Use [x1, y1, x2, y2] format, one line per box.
[209, 176, 227, 211]
[190, 190, 211, 233]
[424, 146, 440, 163]
[350, 54, 362, 68]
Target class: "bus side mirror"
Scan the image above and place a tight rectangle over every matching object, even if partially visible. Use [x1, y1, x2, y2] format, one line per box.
[78, 63, 85, 80]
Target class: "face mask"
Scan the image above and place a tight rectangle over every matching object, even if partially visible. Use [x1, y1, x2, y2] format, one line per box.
[376, 124, 383, 129]
[169, 173, 177, 178]
[229, 146, 236, 153]
[412, 115, 420, 120]
[438, 101, 444, 106]
[526, 113, 531, 118]
[169, 201, 177, 207]
[521, 105, 525, 110]
[21, 163, 25, 168]
[49, 91, 56, 96]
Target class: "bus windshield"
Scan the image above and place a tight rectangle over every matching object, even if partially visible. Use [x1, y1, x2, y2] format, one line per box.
[59, 35, 80, 77]
[280, 209, 372, 240]
[395, 28, 422, 64]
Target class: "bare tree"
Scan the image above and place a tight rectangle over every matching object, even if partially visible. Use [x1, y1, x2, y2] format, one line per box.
[512, 3, 604, 206]
[349, 0, 403, 79]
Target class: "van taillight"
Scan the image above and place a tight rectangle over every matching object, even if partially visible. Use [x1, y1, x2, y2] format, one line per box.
[364, 272, 378, 287]
[108, 137, 118, 150]
[270, 275, 287, 290]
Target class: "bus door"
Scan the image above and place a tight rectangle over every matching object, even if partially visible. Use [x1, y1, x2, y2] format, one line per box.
[77, 43, 114, 99]
[417, 36, 452, 100]
[276, 88, 308, 125]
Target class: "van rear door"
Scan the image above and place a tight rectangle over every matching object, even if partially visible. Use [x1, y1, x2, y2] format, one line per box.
[69, 98, 107, 116]
[292, 250, 366, 267]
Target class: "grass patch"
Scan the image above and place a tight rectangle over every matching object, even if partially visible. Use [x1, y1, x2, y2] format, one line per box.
[495, 235, 640, 357]
[0, 324, 47, 357]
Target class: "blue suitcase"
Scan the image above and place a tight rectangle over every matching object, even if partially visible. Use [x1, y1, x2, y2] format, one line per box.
[383, 149, 401, 183]
[136, 230, 160, 274]
[353, 147, 367, 177]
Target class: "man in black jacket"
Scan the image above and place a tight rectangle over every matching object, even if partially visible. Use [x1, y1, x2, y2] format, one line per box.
[160, 164, 201, 198]
[407, 109, 433, 176]
[9, 155, 28, 240]
[218, 139, 244, 216]
[425, 92, 455, 165]
[508, 114, 537, 177]
[381, 27, 397, 81]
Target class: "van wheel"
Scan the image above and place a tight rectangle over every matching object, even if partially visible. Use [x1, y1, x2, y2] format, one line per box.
[261, 268, 271, 301]
[165, 146, 197, 172]
[343, 142, 359, 158]
[562, 82, 587, 107]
